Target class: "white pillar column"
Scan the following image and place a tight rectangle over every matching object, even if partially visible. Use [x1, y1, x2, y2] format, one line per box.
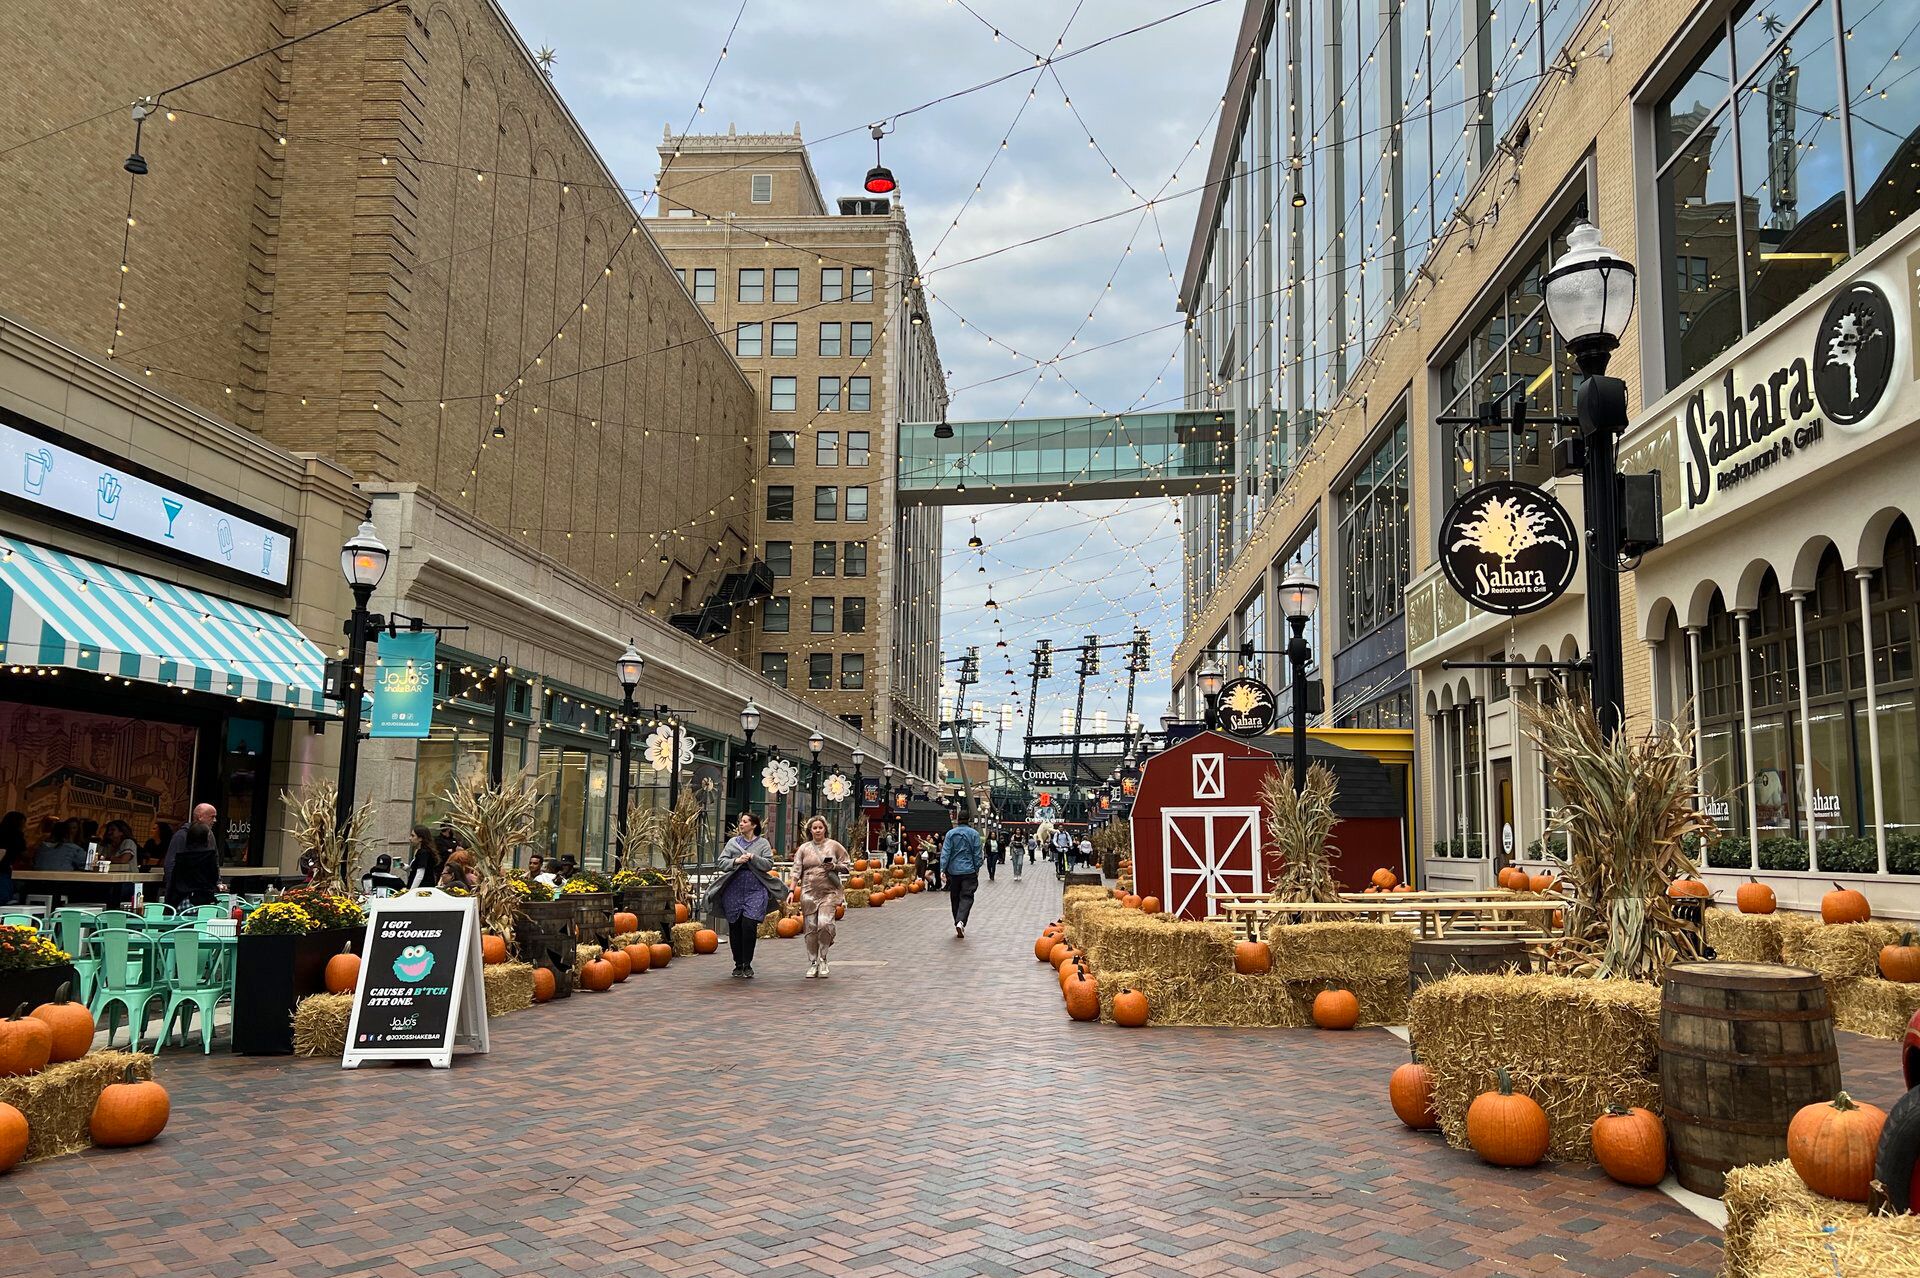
[1789, 590, 1819, 858]
[1736, 609, 1760, 867]
[1857, 569, 1889, 875]
[1685, 626, 1707, 784]
[1432, 711, 1449, 861]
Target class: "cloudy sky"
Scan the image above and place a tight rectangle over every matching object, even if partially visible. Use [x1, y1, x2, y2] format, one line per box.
[501, 0, 1240, 742]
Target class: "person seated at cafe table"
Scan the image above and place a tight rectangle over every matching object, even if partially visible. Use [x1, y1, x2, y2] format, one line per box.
[33, 819, 87, 871]
[361, 853, 407, 897]
[437, 849, 478, 891]
[99, 820, 139, 865]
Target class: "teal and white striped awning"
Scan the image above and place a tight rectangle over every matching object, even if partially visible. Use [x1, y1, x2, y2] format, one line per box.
[0, 535, 330, 713]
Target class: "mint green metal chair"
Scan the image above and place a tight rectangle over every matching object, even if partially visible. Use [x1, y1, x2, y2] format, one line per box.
[47, 908, 101, 1002]
[186, 904, 229, 922]
[86, 928, 165, 1051]
[1, 910, 42, 931]
[140, 902, 177, 924]
[92, 909, 143, 932]
[153, 929, 229, 1054]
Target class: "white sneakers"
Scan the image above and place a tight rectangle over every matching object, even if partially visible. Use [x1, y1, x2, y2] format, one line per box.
[805, 959, 820, 978]
[955, 923, 966, 939]
[817, 955, 829, 977]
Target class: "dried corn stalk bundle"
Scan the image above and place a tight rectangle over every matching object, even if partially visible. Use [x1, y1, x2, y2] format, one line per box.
[1262, 763, 1342, 921]
[284, 781, 373, 895]
[442, 775, 541, 946]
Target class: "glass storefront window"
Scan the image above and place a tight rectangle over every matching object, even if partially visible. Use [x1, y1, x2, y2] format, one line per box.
[414, 726, 527, 826]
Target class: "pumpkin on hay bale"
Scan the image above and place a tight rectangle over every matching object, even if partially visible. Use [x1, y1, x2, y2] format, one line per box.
[1407, 972, 1661, 1163]
[1089, 966, 1294, 1026]
[1720, 1160, 1875, 1278]
[575, 943, 603, 970]
[1265, 921, 1412, 1027]
[670, 921, 703, 955]
[483, 961, 535, 1017]
[1705, 909, 1817, 964]
[1783, 921, 1905, 980]
[1077, 907, 1237, 980]
[293, 992, 353, 1056]
[0, 1050, 151, 1162]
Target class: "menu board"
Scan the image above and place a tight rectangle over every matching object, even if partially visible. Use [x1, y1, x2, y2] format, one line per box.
[341, 890, 489, 1069]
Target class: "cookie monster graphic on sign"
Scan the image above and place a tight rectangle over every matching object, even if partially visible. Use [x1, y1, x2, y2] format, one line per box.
[391, 943, 436, 983]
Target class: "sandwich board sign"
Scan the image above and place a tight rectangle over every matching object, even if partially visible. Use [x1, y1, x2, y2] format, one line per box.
[342, 888, 489, 1069]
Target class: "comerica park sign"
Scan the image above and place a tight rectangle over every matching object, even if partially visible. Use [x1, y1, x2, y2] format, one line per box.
[1438, 479, 1579, 616]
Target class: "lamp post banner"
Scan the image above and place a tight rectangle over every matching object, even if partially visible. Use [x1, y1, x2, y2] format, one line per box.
[1215, 677, 1277, 738]
[369, 629, 437, 739]
[1437, 479, 1579, 616]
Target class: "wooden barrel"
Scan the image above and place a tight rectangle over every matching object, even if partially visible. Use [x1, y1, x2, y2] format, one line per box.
[1660, 962, 1841, 1197]
[515, 899, 578, 999]
[572, 892, 616, 947]
[1408, 937, 1530, 994]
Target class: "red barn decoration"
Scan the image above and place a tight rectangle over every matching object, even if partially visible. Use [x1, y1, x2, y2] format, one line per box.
[1129, 731, 1277, 920]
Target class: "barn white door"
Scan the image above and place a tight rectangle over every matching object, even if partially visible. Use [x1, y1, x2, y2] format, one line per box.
[1160, 806, 1263, 918]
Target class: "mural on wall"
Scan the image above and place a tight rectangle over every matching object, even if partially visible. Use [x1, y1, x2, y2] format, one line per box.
[0, 703, 196, 840]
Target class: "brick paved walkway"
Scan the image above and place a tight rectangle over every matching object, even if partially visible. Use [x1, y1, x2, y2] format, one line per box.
[0, 875, 1766, 1278]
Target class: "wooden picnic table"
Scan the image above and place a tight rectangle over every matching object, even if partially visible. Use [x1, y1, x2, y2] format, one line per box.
[1208, 891, 1564, 941]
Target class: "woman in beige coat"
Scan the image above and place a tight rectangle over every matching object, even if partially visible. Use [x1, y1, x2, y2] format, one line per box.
[791, 816, 848, 978]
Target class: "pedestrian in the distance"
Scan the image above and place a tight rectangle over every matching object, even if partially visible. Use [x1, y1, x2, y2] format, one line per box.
[1010, 832, 1024, 881]
[704, 812, 780, 979]
[791, 816, 847, 978]
[939, 805, 985, 939]
[984, 833, 1002, 883]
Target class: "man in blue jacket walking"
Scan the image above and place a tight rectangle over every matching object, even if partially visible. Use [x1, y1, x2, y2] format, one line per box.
[939, 806, 985, 939]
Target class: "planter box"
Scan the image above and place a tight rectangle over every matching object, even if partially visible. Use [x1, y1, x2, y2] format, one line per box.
[233, 927, 358, 1055]
[571, 892, 615, 946]
[0, 962, 80, 1014]
[516, 900, 577, 999]
[629, 884, 674, 938]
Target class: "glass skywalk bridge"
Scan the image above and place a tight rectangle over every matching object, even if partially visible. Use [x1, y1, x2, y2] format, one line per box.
[896, 410, 1233, 505]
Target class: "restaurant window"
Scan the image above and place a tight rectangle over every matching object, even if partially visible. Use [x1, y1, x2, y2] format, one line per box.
[820, 322, 842, 356]
[770, 378, 797, 412]
[760, 653, 788, 688]
[850, 322, 873, 356]
[814, 486, 838, 520]
[846, 486, 868, 521]
[816, 431, 838, 465]
[773, 268, 799, 303]
[1337, 419, 1410, 644]
[771, 322, 798, 357]
[841, 653, 866, 689]
[821, 268, 844, 301]
[1234, 591, 1266, 681]
[847, 377, 871, 412]
[535, 688, 616, 869]
[738, 268, 764, 302]
[1436, 703, 1487, 858]
[766, 485, 793, 521]
[1274, 524, 1320, 694]
[812, 541, 836, 577]
[693, 268, 715, 303]
[818, 378, 841, 412]
[767, 431, 795, 466]
[736, 323, 763, 358]
[763, 597, 789, 632]
[851, 268, 874, 301]
[809, 654, 833, 690]
[1654, 0, 1918, 389]
[847, 431, 870, 466]
[1436, 198, 1589, 502]
[844, 540, 868, 576]
[811, 597, 835, 633]
[766, 541, 791, 577]
[843, 596, 866, 633]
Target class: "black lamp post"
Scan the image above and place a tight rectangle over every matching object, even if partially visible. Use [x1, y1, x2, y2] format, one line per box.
[336, 516, 389, 836]
[737, 699, 761, 817]
[1277, 574, 1321, 793]
[808, 727, 824, 820]
[614, 642, 643, 869]
[1197, 658, 1224, 731]
[850, 747, 866, 847]
[1542, 221, 1638, 738]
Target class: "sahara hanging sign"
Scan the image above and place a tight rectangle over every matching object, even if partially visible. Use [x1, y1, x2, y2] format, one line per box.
[1438, 479, 1578, 616]
[1215, 677, 1277, 737]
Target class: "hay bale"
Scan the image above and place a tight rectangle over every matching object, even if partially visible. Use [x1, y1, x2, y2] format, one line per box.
[0, 1051, 152, 1162]
[1267, 921, 1413, 983]
[1079, 909, 1236, 979]
[1722, 1160, 1869, 1278]
[1093, 968, 1298, 1026]
[1705, 910, 1807, 964]
[1828, 976, 1920, 1038]
[1780, 921, 1902, 979]
[1062, 884, 1109, 906]
[1747, 1209, 1920, 1278]
[1280, 976, 1407, 1027]
[575, 943, 603, 968]
[484, 961, 534, 1017]
[844, 889, 868, 909]
[1407, 973, 1661, 1162]
[610, 930, 642, 948]
[292, 992, 353, 1056]
[670, 921, 703, 954]
[1062, 895, 1123, 938]
[631, 929, 663, 946]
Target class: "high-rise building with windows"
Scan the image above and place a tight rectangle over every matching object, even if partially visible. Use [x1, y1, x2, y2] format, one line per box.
[649, 129, 947, 783]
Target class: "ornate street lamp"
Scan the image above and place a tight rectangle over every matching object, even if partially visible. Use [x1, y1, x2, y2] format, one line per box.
[1277, 574, 1321, 792]
[336, 516, 389, 835]
[614, 642, 643, 868]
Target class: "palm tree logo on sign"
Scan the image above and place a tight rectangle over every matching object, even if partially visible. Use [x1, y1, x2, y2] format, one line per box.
[1439, 479, 1578, 616]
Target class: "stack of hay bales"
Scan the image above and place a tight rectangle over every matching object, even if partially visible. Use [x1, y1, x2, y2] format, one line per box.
[1064, 904, 1290, 1025]
[1704, 909, 1817, 963]
[1407, 973, 1661, 1161]
[1266, 921, 1412, 1025]
[0, 1051, 153, 1160]
[576, 942, 603, 968]
[670, 921, 704, 954]
[1718, 1160, 1920, 1278]
[1782, 920, 1920, 1037]
[483, 961, 535, 1016]
[293, 993, 353, 1056]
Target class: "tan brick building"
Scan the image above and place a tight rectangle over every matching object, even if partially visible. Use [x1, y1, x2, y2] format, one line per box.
[648, 129, 949, 785]
[0, 0, 887, 869]
[1172, 0, 1920, 916]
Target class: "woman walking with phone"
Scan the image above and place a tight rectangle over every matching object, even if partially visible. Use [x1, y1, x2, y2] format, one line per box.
[791, 816, 847, 978]
[704, 812, 780, 979]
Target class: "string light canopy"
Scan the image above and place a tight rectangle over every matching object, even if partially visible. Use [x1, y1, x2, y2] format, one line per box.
[864, 123, 897, 195]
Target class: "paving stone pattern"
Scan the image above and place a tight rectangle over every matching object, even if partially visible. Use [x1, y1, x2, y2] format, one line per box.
[4, 877, 1900, 1277]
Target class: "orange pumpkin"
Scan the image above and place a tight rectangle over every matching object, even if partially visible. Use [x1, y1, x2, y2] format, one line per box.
[1111, 988, 1149, 1027]
[1737, 878, 1778, 915]
[612, 911, 639, 934]
[1527, 873, 1557, 893]
[89, 1064, 169, 1147]
[674, 903, 691, 924]
[578, 958, 616, 991]
[1880, 933, 1920, 983]
[1496, 867, 1523, 890]
[1390, 1056, 1436, 1130]
[1668, 878, 1710, 899]
[853, 858, 869, 872]
[1592, 1105, 1668, 1187]
[692, 928, 719, 954]
[1821, 884, 1871, 924]
[847, 875, 868, 891]
[0, 1004, 52, 1078]
[625, 942, 652, 972]
[1111, 887, 1126, 900]
[1234, 940, 1272, 975]
[0, 1100, 25, 1173]
[1787, 1091, 1887, 1201]
[532, 967, 557, 1002]
[481, 934, 509, 965]
[1139, 896, 1161, 914]
[1371, 867, 1398, 889]
[1391, 883, 1413, 893]
[649, 942, 674, 968]
[30, 981, 95, 1063]
[1036, 932, 1064, 962]
[603, 947, 632, 982]
[1064, 970, 1100, 1021]
[868, 891, 886, 908]
[834, 904, 846, 920]
[1048, 941, 1074, 968]
[1121, 894, 1142, 910]
[776, 915, 804, 939]
[324, 947, 362, 995]
[1465, 1067, 1549, 1167]
[1312, 989, 1360, 1030]
[907, 880, 925, 894]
